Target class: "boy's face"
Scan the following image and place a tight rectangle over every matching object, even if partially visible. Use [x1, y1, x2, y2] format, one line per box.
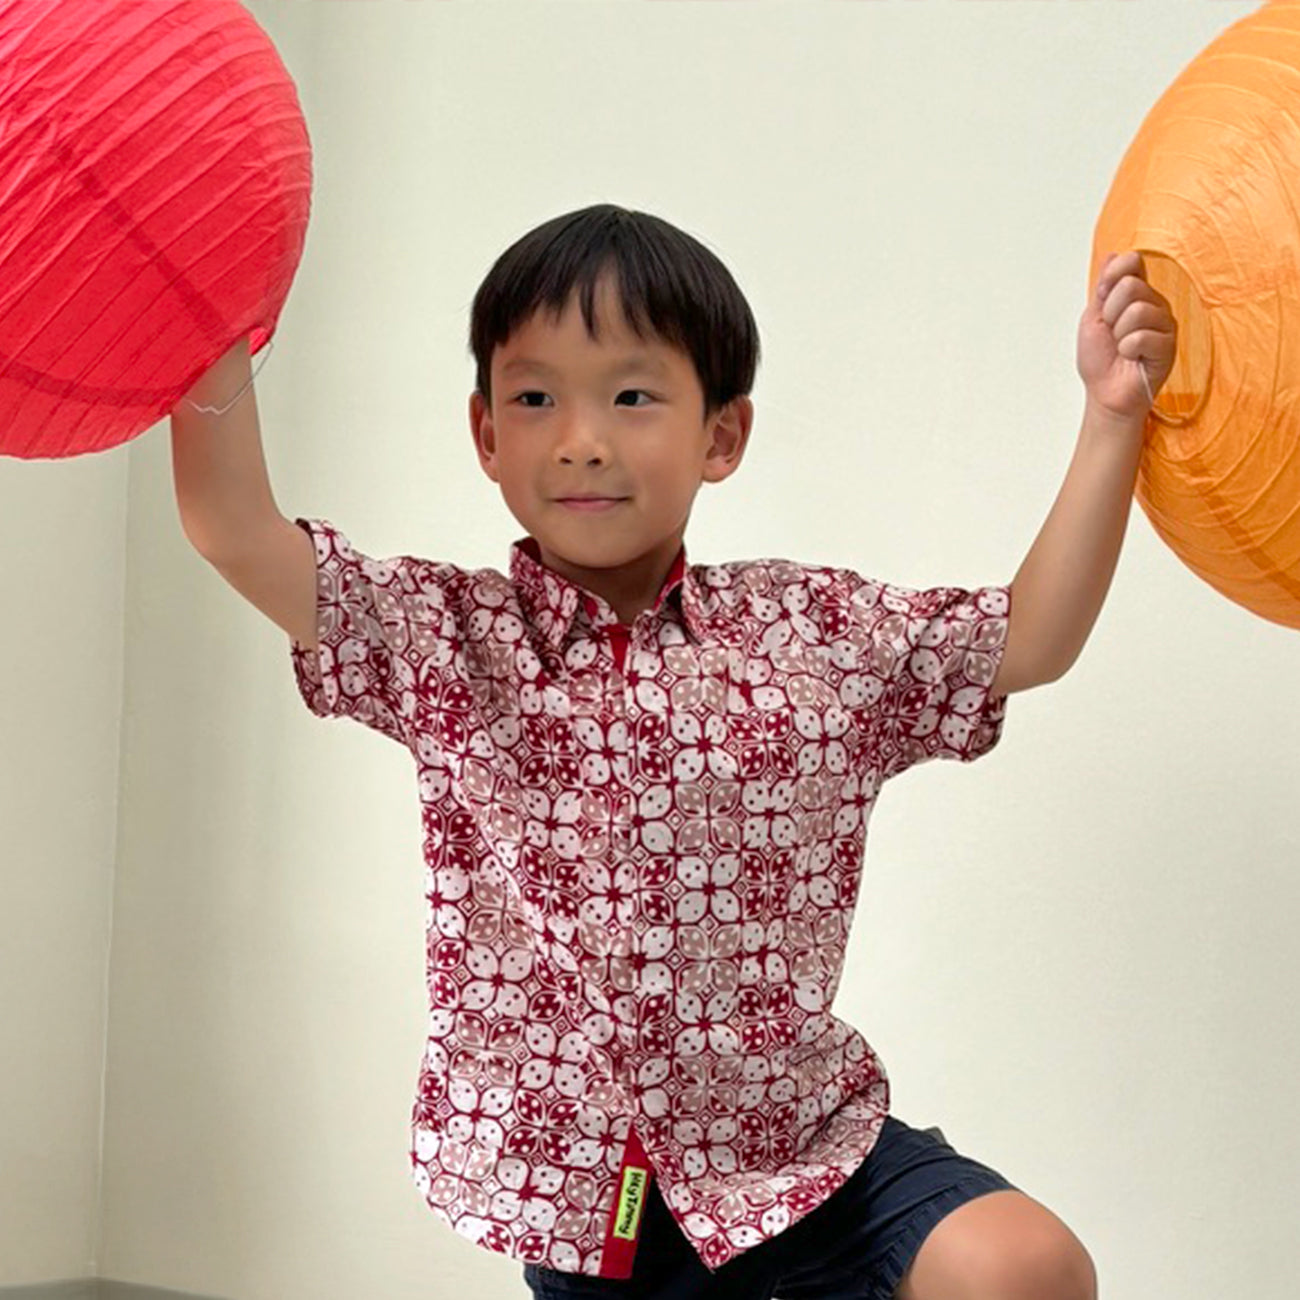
[469, 275, 752, 614]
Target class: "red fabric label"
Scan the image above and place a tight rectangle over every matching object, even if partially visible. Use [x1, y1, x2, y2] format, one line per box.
[599, 1124, 654, 1278]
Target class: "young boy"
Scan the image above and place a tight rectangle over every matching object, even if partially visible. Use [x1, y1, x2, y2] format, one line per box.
[171, 204, 1175, 1299]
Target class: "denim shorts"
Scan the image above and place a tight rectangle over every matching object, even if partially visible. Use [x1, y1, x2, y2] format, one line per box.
[521, 1116, 1017, 1300]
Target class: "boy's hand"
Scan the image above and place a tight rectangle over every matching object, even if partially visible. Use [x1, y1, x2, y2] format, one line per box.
[1076, 251, 1177, 423]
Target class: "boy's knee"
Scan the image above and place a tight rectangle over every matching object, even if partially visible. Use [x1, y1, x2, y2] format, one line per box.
[1001, 1222, 1097, 1300]
[979, 1200, 1097, 1300]
[898, 1190, 1097, 1300]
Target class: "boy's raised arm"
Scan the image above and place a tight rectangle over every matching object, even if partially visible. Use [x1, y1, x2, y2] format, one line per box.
[169, 338, 319, 651]
[170, 338, 278, 555]
[990, 251, 1178, 697]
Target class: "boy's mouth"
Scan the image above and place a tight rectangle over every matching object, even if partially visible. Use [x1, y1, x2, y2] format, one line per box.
[554, 496, 628, 511]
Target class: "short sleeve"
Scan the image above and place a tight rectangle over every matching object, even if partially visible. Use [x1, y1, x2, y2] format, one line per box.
[844, 576, 1011, 780]
[289, 517, 422, 747]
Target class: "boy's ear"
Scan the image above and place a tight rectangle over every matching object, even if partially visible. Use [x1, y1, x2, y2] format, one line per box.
[468, 390, 500, 482]
[701, 396, 754, 484]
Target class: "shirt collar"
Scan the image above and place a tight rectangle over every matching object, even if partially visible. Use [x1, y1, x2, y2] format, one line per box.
[508, 537, 722, 649]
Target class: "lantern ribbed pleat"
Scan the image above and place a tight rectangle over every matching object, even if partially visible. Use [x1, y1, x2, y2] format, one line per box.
[1092, 0, 1300, 628]
[0, 0, 312, 460]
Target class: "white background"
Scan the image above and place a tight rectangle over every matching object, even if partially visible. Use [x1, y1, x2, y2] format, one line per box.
[2, 3, 1296, 1298]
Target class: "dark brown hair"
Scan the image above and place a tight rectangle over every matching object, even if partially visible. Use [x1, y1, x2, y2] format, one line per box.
[469, 204, 760, 418]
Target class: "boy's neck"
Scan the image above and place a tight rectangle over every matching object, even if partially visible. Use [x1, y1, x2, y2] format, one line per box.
[531, 533, 687, 626]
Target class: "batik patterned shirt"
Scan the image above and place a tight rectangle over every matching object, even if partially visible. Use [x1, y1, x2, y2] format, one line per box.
[289, 517, 1010, 1277]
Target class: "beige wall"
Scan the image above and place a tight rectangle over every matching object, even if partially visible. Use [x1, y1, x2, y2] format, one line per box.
[7, 3, 1298, 1298]
[0, 454, 125, 1282]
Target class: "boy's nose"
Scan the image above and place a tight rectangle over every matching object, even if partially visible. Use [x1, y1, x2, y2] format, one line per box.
[555, 417, 608, 465]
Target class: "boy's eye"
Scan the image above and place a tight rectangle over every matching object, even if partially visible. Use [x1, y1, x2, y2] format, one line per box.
[511, 390, 656, 408]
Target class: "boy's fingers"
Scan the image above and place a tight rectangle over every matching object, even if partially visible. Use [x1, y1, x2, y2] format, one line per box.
[1099, 274, 1146, 325]
[1096, 250, 1146, 301]
[1112, 299, 1172, 339]
[1100, 277, 1175, 337]
[1106, 250, 1145, 276]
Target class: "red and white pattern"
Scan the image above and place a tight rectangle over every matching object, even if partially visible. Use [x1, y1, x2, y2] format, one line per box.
[289, 518, 1010, 1277]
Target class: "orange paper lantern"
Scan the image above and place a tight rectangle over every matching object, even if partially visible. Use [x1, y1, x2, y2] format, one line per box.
[0, 0, 311, 460]
[1092, 0, 1300, 628]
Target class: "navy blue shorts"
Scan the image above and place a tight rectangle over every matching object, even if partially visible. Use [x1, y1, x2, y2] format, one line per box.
[522, 1116, 1017, 1300]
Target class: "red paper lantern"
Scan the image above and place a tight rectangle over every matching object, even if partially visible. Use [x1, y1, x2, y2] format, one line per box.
[0, 0, 312, 460]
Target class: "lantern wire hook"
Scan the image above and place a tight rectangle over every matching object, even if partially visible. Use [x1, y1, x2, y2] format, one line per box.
[184, 341, 275, 417]
[1138, 359, 1154, 410]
